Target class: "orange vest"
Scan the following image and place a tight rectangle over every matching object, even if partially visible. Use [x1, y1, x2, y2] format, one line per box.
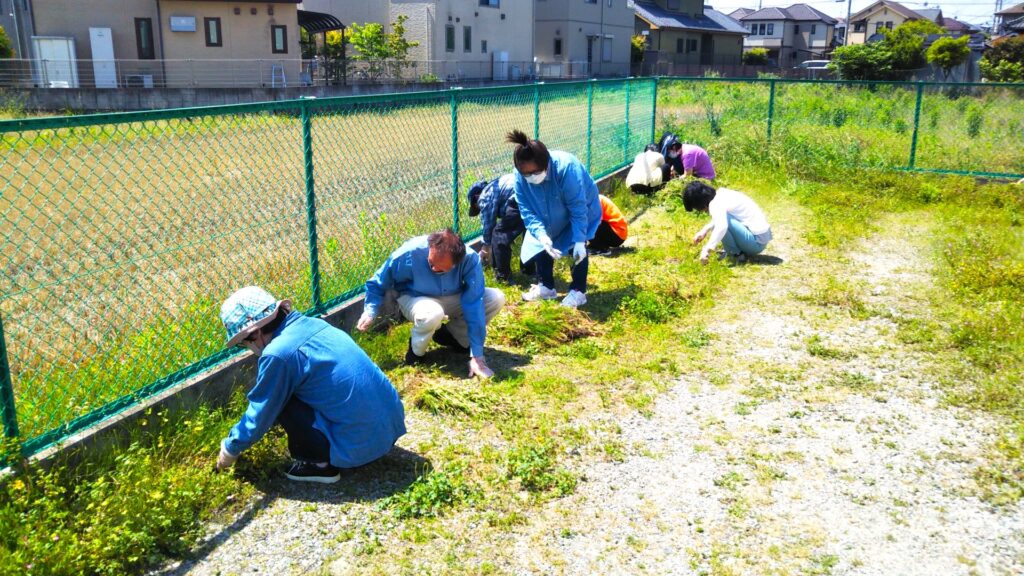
[600, 195, 628, 240]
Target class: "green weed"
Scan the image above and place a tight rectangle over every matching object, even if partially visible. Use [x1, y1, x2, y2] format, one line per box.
[504, 440, 577, 496]
[380, 466, 477, 519]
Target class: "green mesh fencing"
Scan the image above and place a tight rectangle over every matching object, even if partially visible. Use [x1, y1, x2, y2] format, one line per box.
[658, 78, 1024, 179]
[0, 78, 655, 457]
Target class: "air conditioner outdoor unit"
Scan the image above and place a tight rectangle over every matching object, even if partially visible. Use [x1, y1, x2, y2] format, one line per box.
[125, 74, 154, 88]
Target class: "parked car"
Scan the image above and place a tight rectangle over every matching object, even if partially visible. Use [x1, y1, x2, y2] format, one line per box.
[794, 60, 831, 79]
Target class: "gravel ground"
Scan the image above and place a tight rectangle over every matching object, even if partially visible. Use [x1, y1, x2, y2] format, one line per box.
[155, 208, 1024, 576]
[504, 211, 1024, 575]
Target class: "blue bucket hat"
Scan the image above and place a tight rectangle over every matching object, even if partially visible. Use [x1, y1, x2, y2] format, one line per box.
[467, 179, 489, 217]
[220, 286, 292, 347]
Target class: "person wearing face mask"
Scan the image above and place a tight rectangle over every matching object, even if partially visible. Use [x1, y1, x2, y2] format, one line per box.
[356, 228, 505, 378]
[505, 129, 602, 309]
[658, 132, 716, 181]
[216, 286, 406, 483]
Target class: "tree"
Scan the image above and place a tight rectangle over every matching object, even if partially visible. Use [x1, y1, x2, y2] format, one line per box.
[829, 42, 894, 80]
[631, 34, 646, 64]
[881, 19, 944, 78]
[0, 25, 14, 59]
[741, 48, 769, 66]
[926, 36, 970, 80]
[345, 15, 420, 80]
[980, 35, 1024, 82]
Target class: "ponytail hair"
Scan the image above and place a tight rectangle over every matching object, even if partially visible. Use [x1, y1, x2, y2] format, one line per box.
[505, 129, 550, 172]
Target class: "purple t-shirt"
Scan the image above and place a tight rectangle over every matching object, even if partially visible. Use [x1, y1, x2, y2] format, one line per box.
[681, 145, 716, 180]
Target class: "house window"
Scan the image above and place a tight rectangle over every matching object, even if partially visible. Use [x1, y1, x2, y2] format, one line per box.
[463, 26, 471, 52]
[205, 17, 222, 47]
[811, 24, 816, 35]
[875, 21, 883, 33]
[446, 25, 455, 52]
[271, 25, 287, 53]
[481, 40, 487, 53]
[554, 37, 562, 56]
[767, 23, 774, 35]
[885, 21, 893, 29]
[676, 38, 684, 53]
[585, 0, 597, 3]
[480, 0, 499, 6]
[602, 37, 612, 62]
[686, 38, 697, 52]
[794, 24, 800, 33]
[854, 22, 865, 32]
[135, 18, 155, 60]
[758, 23, 765, 35]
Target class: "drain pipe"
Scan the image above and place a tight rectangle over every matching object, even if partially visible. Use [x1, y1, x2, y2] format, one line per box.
[155, 0, 167, 85]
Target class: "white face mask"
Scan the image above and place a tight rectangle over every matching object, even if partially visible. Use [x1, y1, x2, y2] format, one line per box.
[524, 170, 547, 185]
[668, 151, 680, 159]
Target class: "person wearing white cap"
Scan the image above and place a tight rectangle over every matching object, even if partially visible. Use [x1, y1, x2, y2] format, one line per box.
[216, 286, 406, 483]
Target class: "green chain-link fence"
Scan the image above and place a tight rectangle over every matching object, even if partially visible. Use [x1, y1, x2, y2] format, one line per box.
[658, 78, 1024, 179]
[0, 78, 656, 457]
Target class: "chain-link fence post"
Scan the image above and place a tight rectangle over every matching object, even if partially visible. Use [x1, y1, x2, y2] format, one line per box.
[623, 78, 631, 163]
[586, 80, 594, 172]
[533, 82, 541, 139]
[650, 77, 658, 144]
[450, 89, 461, 235]
[767, 79, 777, 145]
[0, 314, 19, 441]
[908, 82, 924, 170]
[301, 102, 324, 314]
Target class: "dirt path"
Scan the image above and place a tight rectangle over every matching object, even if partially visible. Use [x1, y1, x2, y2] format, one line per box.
[499, 203, 1024, 575]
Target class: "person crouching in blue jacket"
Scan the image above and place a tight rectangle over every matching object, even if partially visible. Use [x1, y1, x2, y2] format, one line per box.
[215, 286, 407, 484]
[467, 174, 536, 285]
[505, 129, 601, 309]
[356, 229, 505, 379]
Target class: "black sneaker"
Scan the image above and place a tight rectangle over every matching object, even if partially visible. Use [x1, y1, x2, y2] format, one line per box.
[588, 248, 612, 257]
[284, 461, 341, 484]
[405, 340, 426, 365]
[432, 325, 469, 352]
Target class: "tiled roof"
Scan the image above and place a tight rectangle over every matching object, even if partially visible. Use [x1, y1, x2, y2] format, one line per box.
[634, 1, 748, 34]
[916, 8, 943, 23]
[739, 3, 837, 24]
[850, 1, 920, 24]
[728, 8, 755, 19]
[996, 2, 1024, 16]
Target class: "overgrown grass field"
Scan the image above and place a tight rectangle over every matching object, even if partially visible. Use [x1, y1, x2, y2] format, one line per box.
[0, 84, 652, 445]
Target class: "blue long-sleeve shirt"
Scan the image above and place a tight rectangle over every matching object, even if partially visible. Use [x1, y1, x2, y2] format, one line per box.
[514, 150, 601, 262]
[223, 312, 406, 468]
[478, 173, 517, 245]
[363, 235, 488, 357]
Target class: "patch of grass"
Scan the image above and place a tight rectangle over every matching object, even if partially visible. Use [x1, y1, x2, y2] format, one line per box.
[798, 275, 870, 318]
[0, 404, 259, 575]
[414, 384, 506, 418]
[806, 334, 854, 360]
[380, 465, 477, 519]
[827, 371, 878, 393]
[504, 440, 577, 496]
[490, 302, 598, 351]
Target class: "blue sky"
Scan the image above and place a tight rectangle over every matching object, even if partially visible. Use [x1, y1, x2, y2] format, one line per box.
[706, 1, 1001, 28]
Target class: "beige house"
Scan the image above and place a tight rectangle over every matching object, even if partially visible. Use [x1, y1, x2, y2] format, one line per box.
[532, 0, 635, 78]
[731, 4, 836, 68]
[845, 0, 943, 45]
[301, 0, 534, 81]
[633, 0, 747, 67]
[29, 0, 303, 87]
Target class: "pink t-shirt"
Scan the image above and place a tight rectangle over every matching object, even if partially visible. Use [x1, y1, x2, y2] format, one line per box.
[681, 145, 716, 180]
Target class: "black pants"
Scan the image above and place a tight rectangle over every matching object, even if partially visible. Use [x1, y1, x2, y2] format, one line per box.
[588, 221, 626, 252]
[529, 250, 589, 293]
[276, 396, 331, 463]
[492, 199, 536, 281]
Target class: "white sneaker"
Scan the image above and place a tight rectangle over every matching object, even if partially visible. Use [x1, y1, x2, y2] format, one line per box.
[560, 289, 587, 308]
[522, 283, 558, 302]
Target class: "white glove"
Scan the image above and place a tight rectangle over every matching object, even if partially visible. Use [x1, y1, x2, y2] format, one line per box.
[217, 443, 238, 470]
[573, 242, 587, 264]
[356, 311, 374, 331]
[539, 234, 562, 259]
[468, 356, 494, 379]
